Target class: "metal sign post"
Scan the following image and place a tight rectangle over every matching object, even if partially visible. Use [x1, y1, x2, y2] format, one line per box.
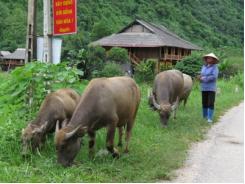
[43, 0, 52, 63]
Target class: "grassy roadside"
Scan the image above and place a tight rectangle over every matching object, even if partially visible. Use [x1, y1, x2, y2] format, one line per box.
[0, 69, 243, 182]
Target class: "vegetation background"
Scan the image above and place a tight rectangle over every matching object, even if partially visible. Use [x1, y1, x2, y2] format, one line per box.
[0, 0, 243, 54]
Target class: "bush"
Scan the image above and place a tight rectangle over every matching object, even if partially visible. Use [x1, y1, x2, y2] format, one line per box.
[230, 72, 244, 88]
[175, 52, 203, 77]
[82, 46, 107, 79]
[94, 62, 124, 78]
[134, 59, 156, 82]
[0, 62, 85, 116]
[218, 59, 239, 79]
[107, 47, 129, 64]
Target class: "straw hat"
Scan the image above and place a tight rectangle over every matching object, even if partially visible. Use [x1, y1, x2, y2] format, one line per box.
[203, 53, 219, 63]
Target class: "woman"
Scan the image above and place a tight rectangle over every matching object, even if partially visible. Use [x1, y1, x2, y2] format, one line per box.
[198, 53, 219, 123]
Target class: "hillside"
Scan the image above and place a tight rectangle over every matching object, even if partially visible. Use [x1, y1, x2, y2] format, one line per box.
[0, 0, 243, 56]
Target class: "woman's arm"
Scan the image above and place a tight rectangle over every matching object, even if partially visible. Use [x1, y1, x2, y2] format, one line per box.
[201, 66, 219, 82]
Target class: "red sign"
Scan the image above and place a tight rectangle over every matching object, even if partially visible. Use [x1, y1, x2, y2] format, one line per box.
[53, 0, 77, 35]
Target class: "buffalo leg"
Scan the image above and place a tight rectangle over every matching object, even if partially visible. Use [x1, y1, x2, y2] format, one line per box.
[118, 127, 123, 147]
[106, 123, 119, 158]
[124, 121, 133, 153]
[88, 130, 96, 158]
[173, 98, 180, 119]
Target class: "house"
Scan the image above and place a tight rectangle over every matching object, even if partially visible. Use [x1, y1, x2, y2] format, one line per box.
[0, 51, 11, 61]
[0, 48, 26, 71]
[91, 19, 202, 72]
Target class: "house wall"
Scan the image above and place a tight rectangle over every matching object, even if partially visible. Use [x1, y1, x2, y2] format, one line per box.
[130, 47, 160, 60]
[124, 24, 151, 33]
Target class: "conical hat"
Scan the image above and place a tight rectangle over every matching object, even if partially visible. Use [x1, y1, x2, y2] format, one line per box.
[203, 53, 219, 63]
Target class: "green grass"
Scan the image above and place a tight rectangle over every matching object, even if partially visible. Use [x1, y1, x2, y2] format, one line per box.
[0, 72, 243, 182]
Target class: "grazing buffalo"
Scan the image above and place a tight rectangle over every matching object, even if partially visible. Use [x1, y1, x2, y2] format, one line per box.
[21, 88, 80, 156]
[148, 69, 184, 127]
[55, 76, 141, 167]
[180, 73, 193, 107]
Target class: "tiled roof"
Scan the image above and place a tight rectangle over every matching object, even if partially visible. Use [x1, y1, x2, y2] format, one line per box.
[0, 51, 11, 57]
[91, 19, 202, 50]
[3, 48, 26, 60]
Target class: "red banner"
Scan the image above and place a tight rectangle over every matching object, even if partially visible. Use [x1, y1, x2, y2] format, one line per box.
[53, 0, 77, 35]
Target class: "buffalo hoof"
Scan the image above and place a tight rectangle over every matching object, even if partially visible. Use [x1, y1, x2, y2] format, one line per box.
[112, 148, 120, 158]
[112, 152, 120, 159]
[161, 124, 168, 128]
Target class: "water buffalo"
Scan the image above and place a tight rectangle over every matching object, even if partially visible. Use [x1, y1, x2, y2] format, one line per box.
[55, 76, 141, 167]
[180, 73, 193, 107]
[148, 69, 184, 127]
[21, 88, 80, 156]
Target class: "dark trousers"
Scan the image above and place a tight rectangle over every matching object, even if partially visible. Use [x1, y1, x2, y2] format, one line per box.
[202, 91, 216, 109]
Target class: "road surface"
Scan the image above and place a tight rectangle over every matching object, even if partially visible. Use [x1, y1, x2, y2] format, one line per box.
[172, 102, 244, 183]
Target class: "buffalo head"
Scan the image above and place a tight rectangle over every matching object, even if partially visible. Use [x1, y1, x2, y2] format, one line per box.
[55, 121, 86, 167]
[21, 121, 48, 156]
[150, 91, 178, 127]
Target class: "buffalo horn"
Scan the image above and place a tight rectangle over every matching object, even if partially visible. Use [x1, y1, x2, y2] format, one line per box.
[64, 125, 82, 140]
[55, 120, 60, 133]
[152, 93, 161, 110]
[171, 97, 179, 111]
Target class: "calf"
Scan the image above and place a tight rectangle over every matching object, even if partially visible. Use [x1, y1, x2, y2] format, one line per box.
[21, 88, 80, 155]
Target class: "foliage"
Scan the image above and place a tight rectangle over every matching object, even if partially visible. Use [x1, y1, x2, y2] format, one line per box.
[229, 72, 244, 88]
[175, 52, 203, 77]
[94, 62, 124, 78]
[159, 63, 174, 71]
[218, 59, 239, 79]
[107, 47, 130, 64]
[134, 59, 156, 82]
[79, 46, 107, 79]
[90, 19, 114, 41]
[0, 62, 85, 115]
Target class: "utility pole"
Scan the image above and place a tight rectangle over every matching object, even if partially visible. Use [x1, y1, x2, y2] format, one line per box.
[42, 0, 52, 63]
[25, 0, 37, 63]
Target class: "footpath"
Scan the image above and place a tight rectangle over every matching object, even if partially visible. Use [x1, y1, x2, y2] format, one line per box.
[172, 102, 244, 183]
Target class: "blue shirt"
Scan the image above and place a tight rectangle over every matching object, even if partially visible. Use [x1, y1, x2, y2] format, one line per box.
[200, 64, 219, 91]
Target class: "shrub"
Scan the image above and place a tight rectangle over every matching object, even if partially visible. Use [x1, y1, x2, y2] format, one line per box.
[94, 62, 123, 78]
[107, 47, 130, 64]
[134, 59, 156, 82]
[82, 46, 107, 79]
[0, 62, 85, 116]
[230, 72, 244, 88]
[175, 52, 203, 77]
[218, 59, 239, 79]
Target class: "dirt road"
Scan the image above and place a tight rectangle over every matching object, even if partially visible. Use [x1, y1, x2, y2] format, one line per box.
[172, 102, 244, 183]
